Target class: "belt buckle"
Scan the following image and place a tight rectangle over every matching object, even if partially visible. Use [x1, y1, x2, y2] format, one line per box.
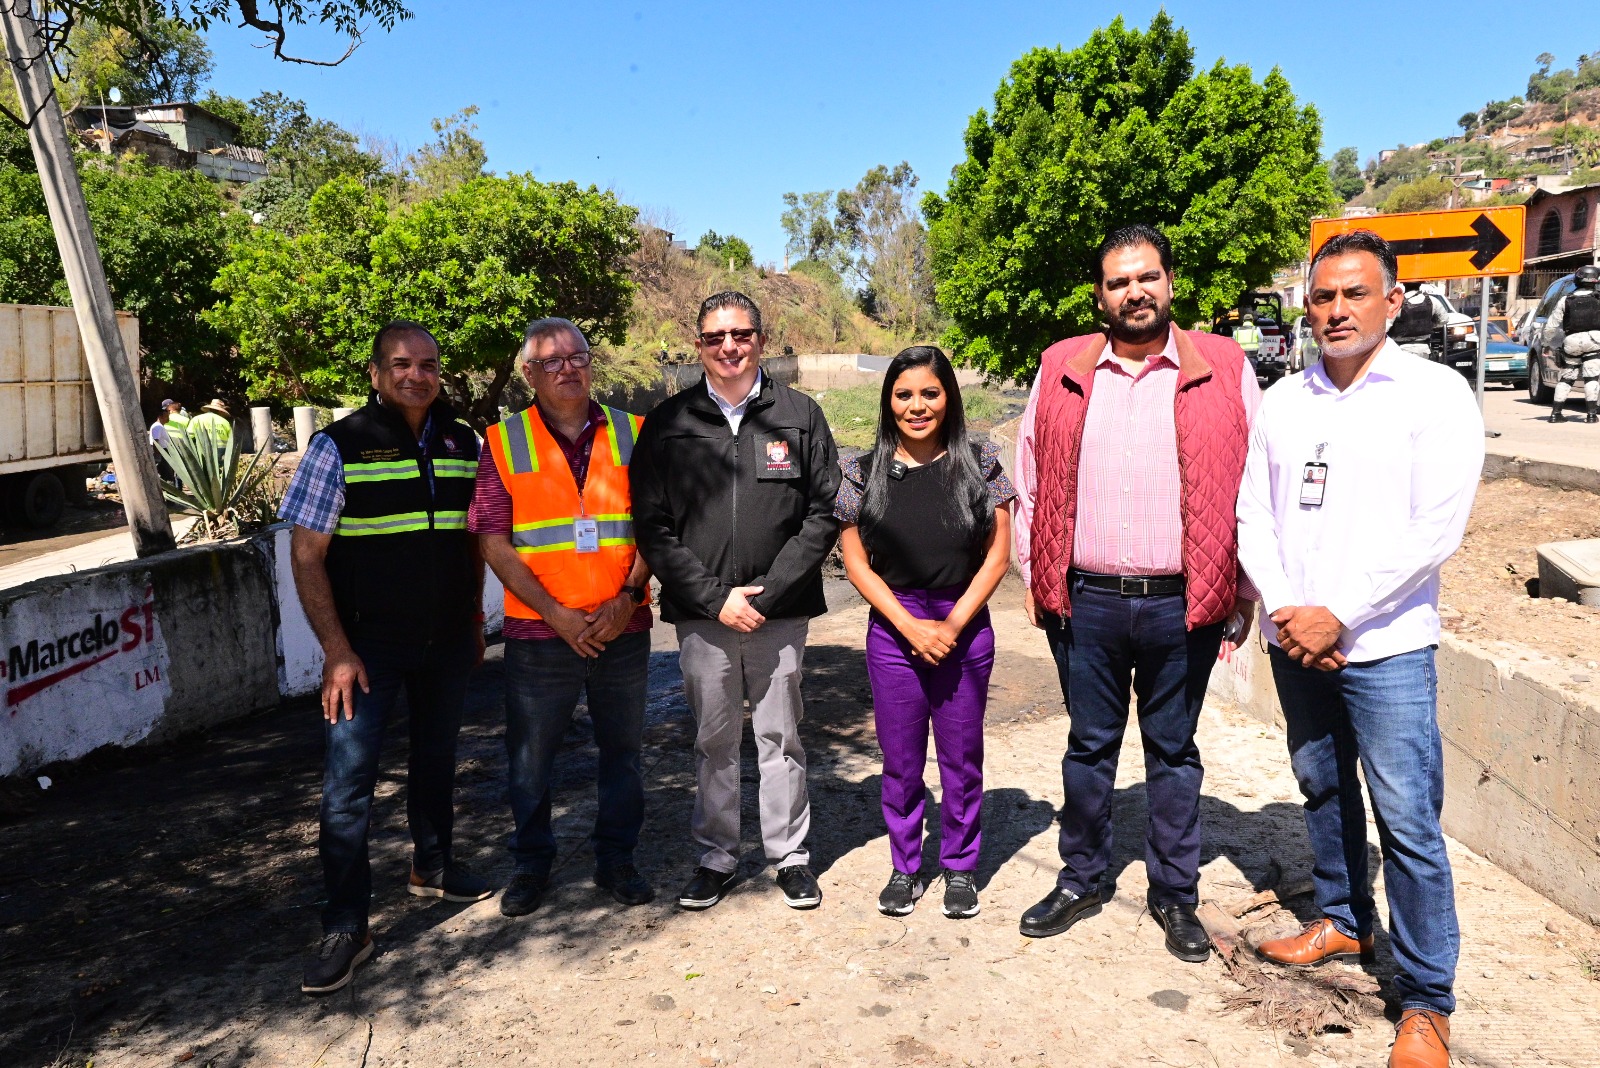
[1118, 575, 1147, 597]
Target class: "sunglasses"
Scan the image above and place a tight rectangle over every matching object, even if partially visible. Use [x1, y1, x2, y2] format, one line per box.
[697, 328, 758, 347]
[532, 350, 593, 373]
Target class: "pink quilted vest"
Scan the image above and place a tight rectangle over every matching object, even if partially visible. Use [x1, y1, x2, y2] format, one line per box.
[1030, 329, 1250, 629]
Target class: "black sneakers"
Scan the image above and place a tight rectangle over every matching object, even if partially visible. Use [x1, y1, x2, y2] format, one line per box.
[595, 863, 656, 906]
[775, 864, 822, 909]
[677, 866, 731, 910]
[942, 871, 980, 919]
[878, 870, 927, 916]
[500, 873, 549, 917]
[408, 865, 493, 903]
[301, 931, 374, 995]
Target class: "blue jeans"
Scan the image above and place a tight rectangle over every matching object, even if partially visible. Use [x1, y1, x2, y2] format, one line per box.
[504, 631, 649, 876]
[320, 633, 476, 934]
[1043, 578, 1225, 904]
[1269, 645, 1458, 1015]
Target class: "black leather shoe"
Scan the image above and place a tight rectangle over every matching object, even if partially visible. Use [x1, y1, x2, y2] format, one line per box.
[1147, 895, 1210, 962]
[1019, 885, 1102, 938]
[500, 873, 548, 917]
[677, 866, 730, 910]
[595, 863, 655, 907]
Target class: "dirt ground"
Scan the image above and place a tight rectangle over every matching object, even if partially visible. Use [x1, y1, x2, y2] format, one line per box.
[1440, 478, 1600, 702]
[4, 575, 1599, 1068]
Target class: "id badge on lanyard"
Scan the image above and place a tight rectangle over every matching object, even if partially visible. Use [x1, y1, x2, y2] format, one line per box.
[1300, 443, 1329, 508]
[574, 515, 600, 553]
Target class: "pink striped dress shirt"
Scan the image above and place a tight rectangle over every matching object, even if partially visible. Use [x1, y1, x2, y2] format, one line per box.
[1015, 329, 1261, 600]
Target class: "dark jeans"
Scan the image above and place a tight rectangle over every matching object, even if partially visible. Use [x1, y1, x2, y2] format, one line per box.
[1042, 578, 1225, 904]
[504, 631, 649, 876]
[1269, 645, 1458, 1015]
[320, 633, 476, 934]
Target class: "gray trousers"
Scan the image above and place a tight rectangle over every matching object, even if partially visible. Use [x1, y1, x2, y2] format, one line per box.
[676, 616, 811, 874]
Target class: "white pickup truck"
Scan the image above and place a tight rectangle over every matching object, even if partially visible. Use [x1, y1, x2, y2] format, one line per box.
[0, 303, 140, 529]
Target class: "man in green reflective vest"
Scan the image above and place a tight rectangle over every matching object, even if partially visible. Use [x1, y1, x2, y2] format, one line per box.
[1234, 314, 1263, 357]
[279, 320, 490, 996]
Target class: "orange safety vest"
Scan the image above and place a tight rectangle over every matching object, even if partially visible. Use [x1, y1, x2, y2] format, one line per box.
[485, 404, 648, 620]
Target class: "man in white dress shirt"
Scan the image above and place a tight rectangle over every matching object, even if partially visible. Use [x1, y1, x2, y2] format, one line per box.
[1236, 230, 1483, 1068]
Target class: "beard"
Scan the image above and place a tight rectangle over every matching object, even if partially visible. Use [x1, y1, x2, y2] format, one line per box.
[1106, 297, 1173, 346]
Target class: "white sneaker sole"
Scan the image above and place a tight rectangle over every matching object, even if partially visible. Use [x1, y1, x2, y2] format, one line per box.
[407, 883, 493, 903]
[942, 902, 981, 919]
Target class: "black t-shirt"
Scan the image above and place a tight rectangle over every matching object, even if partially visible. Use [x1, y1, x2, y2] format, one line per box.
[834, 441, 1017, 590]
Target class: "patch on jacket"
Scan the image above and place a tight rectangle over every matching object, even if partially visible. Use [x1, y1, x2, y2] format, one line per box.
[762, 436, 794, 476]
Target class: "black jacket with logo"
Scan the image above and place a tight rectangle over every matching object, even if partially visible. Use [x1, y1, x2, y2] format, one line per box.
[631, 374, 840, 623]
[319, 396, 479, 644]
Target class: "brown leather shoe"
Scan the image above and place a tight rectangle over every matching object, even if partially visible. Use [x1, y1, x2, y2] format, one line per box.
[1256, 917, 1375, 966]
[1389, 1009, 1450, 1068]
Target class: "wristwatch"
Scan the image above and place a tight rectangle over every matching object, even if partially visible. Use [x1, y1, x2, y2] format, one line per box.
[620, 584, 648, 604]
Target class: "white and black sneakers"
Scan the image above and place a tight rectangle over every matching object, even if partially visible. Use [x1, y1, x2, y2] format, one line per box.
[877, 870, 928, 916]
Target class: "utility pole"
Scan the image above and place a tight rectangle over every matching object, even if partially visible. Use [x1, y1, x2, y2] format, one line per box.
[1, 0, 174, 556]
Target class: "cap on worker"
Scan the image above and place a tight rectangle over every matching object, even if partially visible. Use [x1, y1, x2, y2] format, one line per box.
[160, 398, 177, 408]
[201, 398, 232, 418]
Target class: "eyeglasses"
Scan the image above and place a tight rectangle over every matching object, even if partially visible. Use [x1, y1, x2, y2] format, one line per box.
[532, 350, 593, 373]
[697, 328, 758, 347]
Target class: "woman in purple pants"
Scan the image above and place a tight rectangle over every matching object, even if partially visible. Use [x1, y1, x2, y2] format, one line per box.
[836, 346, 1014, 918]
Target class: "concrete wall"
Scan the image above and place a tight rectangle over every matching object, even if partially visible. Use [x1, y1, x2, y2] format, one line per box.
[1208, 633, 1600, 925]
[1483, 453, 1600, 495]
[1, 539, 278, 778]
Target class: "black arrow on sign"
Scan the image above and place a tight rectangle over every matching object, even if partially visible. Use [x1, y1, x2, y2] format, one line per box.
[1388, 213, 1512, 270]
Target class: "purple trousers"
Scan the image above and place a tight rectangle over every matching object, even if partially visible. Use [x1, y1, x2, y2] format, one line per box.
[865, 586, 995, 874]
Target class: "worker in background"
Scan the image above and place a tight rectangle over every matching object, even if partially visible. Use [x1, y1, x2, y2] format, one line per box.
[1234, 313, 1263, 359]
[149, 400, 175, 483]
[1388, 283, 1447, 359]
[189, 399, 235, 460]
[1545, 264, 1600, 423]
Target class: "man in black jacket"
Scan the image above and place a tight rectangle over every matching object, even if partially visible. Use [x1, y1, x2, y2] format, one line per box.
[632, 291, 840, 911]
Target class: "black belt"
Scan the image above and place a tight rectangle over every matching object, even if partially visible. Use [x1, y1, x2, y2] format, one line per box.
[1070, 570, 1186, 597]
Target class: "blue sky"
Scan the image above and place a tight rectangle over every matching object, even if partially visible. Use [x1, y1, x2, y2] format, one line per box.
[204, 1, 1570, 263]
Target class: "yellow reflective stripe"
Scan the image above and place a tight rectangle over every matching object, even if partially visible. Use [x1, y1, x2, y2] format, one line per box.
[502, 409, 539, 474]
[432, 458, 476, 478]
[335, 511, 430, 535]
[602, 406, 638, 467]
[343, 461, 421, 483]
[433, 510, 468, 530]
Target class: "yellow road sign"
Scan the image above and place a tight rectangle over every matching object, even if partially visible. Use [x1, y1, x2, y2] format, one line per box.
[1310, 206, 1526, 282]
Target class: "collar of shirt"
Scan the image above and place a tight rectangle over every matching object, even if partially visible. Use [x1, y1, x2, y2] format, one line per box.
[374, 395, 434, 451]
[708, 369, 764, 421]
[1094, 327, 1178, 379]
[1306, 338, 1404, 396]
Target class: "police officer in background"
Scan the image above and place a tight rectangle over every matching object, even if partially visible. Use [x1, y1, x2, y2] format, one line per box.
[1545, 264, 1600, 423]
[1389, 283, 1447, 359]
[280, 320, 490, 996]
[1234, 313, 1263, 359]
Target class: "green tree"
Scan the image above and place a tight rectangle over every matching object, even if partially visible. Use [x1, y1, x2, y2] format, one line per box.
[61, 15, 213, 106]
[1457, 112, 1478, 134]
[779, 189, 842, 265]
[1326, 146, 1365, 201]
[1379, 175, 1455, 214]
[248, 91, 384, 191]
[0, 157, 240, 392]
[404, 105, 487, 199]
[197, 91, 268, 147]
[1368, 144, 1433, 191]
[695, 229, 754, 269]
[835, 162, 937, 336]
[923, 13, 1335, 381]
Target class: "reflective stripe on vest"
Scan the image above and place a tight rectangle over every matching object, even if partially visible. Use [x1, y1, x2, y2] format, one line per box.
[336, 511, 431, 535]
[511, 514, 635, 553]
[603, 406, 637, 467]
[432, 457, 477, 479]
[343, 461, 418, 483]
[500, 409, 540, 474]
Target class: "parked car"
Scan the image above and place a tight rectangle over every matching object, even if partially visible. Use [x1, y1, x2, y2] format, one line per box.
[1289, 315, 1318, 372]
[1481, 320, 1529, 386]
[1525, 273, 1577, 404]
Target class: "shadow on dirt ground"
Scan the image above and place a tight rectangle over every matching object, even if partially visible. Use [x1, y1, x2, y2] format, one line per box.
[2, 579, 1390, 1067]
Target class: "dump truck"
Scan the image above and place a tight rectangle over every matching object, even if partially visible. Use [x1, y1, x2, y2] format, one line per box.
[0, 303, 140, 529]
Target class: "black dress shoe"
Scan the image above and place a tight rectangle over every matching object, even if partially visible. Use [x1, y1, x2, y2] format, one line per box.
[1147, 895, 1211, 962]
[595, 862, 656, 906]
[1019, 885, 1102, 938]
[500, 873, 548, 917]
[677, 866, 730, 910]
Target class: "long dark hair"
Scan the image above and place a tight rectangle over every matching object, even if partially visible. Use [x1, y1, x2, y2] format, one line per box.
[858, 345, 993, 550]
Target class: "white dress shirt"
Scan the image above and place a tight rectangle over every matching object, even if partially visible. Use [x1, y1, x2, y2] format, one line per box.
[708, 369, 763, 434]
[1235, 340, 1484, 662]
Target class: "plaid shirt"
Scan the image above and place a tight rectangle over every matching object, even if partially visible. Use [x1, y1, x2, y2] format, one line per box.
[278, 412, 436, 534]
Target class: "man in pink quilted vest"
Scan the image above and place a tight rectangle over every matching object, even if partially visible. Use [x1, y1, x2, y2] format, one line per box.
[1013, 224, 1261, 962]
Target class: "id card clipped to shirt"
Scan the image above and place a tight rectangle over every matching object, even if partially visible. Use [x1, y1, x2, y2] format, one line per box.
[1300, 441, 1330, 507]
[574, 515, 600, 553]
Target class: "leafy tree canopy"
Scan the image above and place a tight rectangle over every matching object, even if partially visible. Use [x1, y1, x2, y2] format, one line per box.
[923, 13, 1335, 381]
[694, 229, 754, 269]
[0, 156, 241, 393]
[404, 105, 486, 199]
[209, 174, 639, 426]
[1326, 146, 1364, 202]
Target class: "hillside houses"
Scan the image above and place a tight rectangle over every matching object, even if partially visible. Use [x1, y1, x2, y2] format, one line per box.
[66, 102, 266, 183]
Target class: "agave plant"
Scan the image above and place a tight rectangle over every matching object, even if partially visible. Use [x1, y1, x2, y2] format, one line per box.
[155, 421, 281, 541]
